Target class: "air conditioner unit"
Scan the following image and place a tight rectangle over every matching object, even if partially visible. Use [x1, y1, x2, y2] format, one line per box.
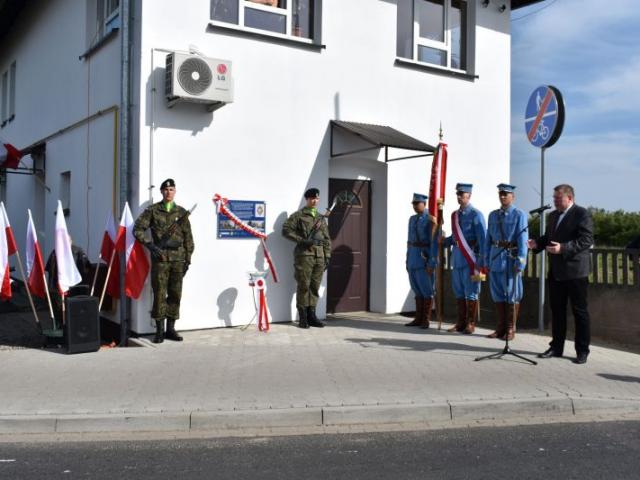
[165, 52, 234, 112]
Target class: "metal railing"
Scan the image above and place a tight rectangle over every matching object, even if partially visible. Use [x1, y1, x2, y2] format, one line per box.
[444, 247, 640, 288]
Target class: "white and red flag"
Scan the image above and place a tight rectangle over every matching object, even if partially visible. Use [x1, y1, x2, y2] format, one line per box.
[55, 200, 82, 294]
[428, 142, 448, 235]
[26, 209, 47, 298]
[0, 141, 22, 169]
[99, 212, 120, 297]
[115, 202, 149, 299]
[0, 202, 17, 300]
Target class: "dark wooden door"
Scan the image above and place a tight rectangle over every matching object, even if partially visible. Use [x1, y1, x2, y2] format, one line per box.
[327, 179, 371, 313]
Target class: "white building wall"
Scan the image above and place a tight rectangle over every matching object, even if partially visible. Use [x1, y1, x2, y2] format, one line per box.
[132, 0, 512, 330]
[0, 1, 121, 294]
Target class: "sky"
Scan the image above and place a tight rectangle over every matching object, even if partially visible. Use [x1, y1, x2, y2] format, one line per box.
[510, 0, 640, 212]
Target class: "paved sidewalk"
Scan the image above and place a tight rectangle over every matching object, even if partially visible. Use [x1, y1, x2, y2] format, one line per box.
[1, 312, 639, 435]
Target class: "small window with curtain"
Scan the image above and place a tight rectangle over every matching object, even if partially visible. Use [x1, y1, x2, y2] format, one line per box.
[0, 62, 16, 127]
[211, 0, 320, 44]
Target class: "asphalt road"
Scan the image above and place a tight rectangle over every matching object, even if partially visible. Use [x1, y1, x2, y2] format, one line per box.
[1, 420, 639, 479]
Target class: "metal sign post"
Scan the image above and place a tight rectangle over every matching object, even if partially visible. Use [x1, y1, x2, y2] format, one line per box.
[524, 85, 565, 332]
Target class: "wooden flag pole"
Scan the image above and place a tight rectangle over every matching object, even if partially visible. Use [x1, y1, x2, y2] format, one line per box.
[99, 249, 117, 311]
[41, 272, 56, 329]
[13, 251, 40, 325]
[90, 254, 102, 297]
[436, 208, 444, 331]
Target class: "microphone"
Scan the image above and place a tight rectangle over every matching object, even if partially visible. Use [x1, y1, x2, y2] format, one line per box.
[529, 204, 552, 215]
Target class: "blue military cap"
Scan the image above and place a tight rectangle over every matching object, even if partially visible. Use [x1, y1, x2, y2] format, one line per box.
[497, 183, 516, 193]
[412, 193, 428, 203]
[456, 183, 473, 193]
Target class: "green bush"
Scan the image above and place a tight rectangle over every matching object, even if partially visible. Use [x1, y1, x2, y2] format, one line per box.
[528, 208, 640, 248]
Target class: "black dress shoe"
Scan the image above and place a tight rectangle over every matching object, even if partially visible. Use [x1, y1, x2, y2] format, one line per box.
[537, 348, 562, 359]
[573, 352, 588, 364]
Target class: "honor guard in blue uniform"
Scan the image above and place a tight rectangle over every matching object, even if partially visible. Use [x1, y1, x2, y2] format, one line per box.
[482, 183, 528, 340]
[405, 193, 439, 329]
[443, 183, 487, 334]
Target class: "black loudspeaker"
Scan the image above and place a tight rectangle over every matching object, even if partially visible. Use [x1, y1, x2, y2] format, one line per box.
[64, 295, 100, 354]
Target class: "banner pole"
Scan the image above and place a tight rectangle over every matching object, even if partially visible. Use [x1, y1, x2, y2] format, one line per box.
[90, 254, 102, 296]
[14, 251, 40, 326]
[42, 273, 56, 329]
[99, 249, 117, 311]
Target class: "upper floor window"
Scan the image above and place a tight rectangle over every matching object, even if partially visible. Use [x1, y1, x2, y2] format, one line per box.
[0, 62, 16, 128]
[98, 0, 120, 39]
[211, 0, 320, 43]
[87, 0, 120, 49]
[415, 0, 467, 70]
[397, 0, 473, 75]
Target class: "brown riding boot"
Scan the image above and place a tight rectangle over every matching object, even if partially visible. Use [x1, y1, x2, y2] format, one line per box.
[420, 297, 433, 329]
[487, 302, 507, 338]
[464, 299, 479, 334]
[505, 303, 519, 340]
[405, 297, 424, 327]
[447, 299, 467, 332]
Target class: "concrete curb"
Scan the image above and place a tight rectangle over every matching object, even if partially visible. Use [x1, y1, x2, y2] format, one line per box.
[1, 397, 639, 435]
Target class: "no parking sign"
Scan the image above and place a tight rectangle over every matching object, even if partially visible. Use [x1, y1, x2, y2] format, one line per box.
[524, 85, 565, 148]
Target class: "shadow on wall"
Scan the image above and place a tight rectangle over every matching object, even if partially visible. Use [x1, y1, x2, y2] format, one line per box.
[144, 66, 214, 134]
[216, 287, 238, 327]
[254, 211, 296, 322]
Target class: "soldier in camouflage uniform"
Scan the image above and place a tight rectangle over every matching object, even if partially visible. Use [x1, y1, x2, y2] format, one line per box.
[282, 188, 331, 328]
[133, 178, 194, 343]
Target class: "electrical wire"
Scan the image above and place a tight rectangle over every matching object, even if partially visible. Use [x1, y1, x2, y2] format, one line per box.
[512, 0, 559, 22]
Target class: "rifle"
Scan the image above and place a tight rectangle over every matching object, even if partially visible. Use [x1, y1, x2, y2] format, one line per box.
[157, 203, 198, 250]
[305, 199, 338, 244]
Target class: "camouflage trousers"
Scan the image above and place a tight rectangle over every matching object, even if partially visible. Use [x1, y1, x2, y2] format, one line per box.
[151, 261, 185, 320]
[294, 256, 325, 308]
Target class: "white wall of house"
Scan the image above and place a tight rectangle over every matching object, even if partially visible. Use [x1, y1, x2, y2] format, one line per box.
[1, 0, 512, 332]
[132, 0, 512, 331]
[0, 0, 121, 311]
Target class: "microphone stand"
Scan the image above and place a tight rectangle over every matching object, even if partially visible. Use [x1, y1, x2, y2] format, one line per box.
[475, 218, 538, 365]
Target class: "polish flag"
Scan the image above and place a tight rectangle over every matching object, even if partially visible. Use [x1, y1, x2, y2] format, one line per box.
[115, 202, 149, 299]
[0, 202, 16, 300]
[0, 142, 22, 169]
[99, 212, 120, 298]
[55, 201, 82, 294]
[26, 209, 47, 298]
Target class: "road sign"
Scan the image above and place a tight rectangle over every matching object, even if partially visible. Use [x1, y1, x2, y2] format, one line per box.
[524, 85, 565, 148]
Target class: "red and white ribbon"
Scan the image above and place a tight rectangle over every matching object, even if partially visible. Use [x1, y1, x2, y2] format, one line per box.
[254, 277, 270, 332]
[213, 194, 279, 282]
[452, 210, 481, 278]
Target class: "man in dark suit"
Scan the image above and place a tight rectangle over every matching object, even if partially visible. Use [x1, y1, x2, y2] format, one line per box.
[528, 184, 594, 364]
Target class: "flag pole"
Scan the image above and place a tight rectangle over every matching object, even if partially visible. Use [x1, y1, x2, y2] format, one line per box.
[13, 251, 40, 326]
[42, 272, 56, 329]
[90, 254, 102, 296]
[99, 249, 117, 311]
[436, 124, 445, 330]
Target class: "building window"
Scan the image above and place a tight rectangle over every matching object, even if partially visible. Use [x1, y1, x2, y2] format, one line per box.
[60, 171, 71, 216]
[0, 62, 16, 128]
[211, 0, 320, 42]
[415, 0, 467, 70]
[88, 0, 120, 48]
[397, 0, 472, 74]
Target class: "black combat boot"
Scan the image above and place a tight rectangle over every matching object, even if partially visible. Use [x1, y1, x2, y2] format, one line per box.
[165, 319, 183, 341]
[306, 306, 324, 328]
[153, 319, 165, 344]
[297, 307, 309, 329]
